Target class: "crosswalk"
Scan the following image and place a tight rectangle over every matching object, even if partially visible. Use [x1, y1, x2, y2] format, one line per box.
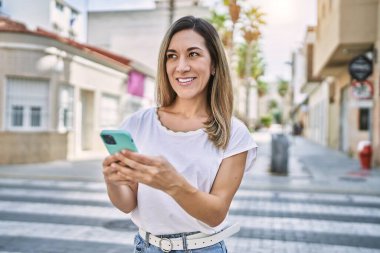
[0, 177, 380, 253]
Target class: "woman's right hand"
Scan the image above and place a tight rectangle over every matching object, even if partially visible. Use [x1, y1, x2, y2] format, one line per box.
[102, 154, 138, 192]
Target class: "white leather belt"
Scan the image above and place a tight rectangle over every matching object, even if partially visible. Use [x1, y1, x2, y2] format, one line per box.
[138, 223, 240, 252]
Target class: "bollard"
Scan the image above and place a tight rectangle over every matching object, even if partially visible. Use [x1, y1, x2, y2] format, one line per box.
[357, 140, 372, 170]
[270, 133, 289, 175]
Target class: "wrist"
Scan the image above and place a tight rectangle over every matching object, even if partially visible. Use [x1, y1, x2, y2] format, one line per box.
[167, 179, 197, 199]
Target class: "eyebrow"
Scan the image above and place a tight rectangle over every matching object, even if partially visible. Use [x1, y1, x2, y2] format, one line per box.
[166, 47, 203, 53]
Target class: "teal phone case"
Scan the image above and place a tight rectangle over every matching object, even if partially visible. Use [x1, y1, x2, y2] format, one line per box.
[100, 130, 138, 154]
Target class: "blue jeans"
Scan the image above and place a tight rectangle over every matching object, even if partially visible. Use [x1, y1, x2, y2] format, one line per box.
[133, 233, 228, 253]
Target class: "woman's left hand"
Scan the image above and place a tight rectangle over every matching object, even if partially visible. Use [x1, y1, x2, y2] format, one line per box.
[113, 150, 184, 194]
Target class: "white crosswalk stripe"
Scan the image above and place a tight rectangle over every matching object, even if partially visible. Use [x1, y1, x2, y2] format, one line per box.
[1, 178, 380, 253]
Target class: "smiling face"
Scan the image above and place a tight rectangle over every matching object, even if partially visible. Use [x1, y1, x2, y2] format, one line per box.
[165, 29, 214, 102]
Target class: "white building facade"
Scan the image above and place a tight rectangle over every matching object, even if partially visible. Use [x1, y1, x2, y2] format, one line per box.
[87, 2, 210, 72]
[0, 0, 84, 41]
[0, 17, 151, 164]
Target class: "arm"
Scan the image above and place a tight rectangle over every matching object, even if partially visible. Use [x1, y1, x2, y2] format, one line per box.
[102, 155, 138, 214]
[114, 150, 247, 227]
[170, 151, 247, 227]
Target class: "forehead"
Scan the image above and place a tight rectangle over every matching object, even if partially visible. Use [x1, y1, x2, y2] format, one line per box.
[168, 29, 207, 49]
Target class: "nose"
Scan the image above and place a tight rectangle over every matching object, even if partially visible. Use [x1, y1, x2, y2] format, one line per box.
[175, 56, 190, 73]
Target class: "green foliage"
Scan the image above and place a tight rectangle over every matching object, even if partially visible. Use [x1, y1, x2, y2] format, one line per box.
[268, 99, 278, 110]
[277, 78, 289, 97]
[242, 7, 266, 28]
[260, 115, 272, 128]
[267, 99, 282, 124]
[271, 109, 282, 124]
[236, 43, 265, 80]
[257, 79, 268, 97]
[208, 10, 228, 33]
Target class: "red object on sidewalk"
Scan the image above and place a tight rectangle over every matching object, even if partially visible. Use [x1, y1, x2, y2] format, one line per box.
[358, 142, 372, 170]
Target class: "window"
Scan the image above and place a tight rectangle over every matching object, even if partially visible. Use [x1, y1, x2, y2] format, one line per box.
[53, 22, 62, 33]
[359, 108, 370, 131]
[12, 106, 24, 127]
[6, 77, 49, 131]
[100, 94, 119, 127]
[55, 1, 64, 12]
[30, 107, 41, 127]
[58, 86, 74, 131]
[70, 10, 78, 27]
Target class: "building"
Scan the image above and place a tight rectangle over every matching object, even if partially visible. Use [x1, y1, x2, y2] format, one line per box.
[297, 0, 380, 166]
[0, 0, 85, 41]
[292, 27, 324, 141]
[0, 17, 153, 164]
[87, 1, 209, 72]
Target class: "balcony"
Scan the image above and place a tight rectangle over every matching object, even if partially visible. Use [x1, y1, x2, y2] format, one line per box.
[313, 0, 378, 78]
[301, 27, 322, 94]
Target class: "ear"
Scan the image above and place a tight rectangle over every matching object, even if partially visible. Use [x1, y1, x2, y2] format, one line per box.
[211, 68, 216, 76]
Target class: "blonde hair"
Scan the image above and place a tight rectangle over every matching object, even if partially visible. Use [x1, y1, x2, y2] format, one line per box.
[156, 16, 233, 149]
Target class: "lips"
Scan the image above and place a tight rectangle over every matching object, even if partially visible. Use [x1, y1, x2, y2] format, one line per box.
[176, 77, 196, 86]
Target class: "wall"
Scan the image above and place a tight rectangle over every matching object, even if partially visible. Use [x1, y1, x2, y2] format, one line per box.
[313, 0, 340, 76]
[0, 132, 68, 164]
[88, 5, 209, 72]
[307, 80, 329, 145]
[0, 32, 128, 163]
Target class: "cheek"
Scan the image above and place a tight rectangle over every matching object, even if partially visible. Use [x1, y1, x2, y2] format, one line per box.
[166, 64, 174, 77]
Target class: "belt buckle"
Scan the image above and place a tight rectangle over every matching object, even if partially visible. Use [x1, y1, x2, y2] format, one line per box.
[159, 237, 173, 252]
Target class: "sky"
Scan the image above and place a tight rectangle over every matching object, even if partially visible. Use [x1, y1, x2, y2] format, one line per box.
[66, 0, 317, 82]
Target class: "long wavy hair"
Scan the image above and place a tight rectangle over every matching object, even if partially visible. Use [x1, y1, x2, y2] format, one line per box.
[156, 16, 233, 149]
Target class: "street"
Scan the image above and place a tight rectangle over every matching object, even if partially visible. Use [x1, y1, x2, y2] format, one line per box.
[0, 132, 380, 253]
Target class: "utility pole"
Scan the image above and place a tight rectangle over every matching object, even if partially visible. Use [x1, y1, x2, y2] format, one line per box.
[169, 0, 175, 26]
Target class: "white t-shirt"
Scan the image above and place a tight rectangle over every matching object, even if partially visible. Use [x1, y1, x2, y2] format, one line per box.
[119, 107, 258, 235]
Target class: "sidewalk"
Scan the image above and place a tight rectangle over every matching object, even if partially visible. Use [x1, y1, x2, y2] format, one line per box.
[247, 131, 380, 196]
[0, 131, 379, 195]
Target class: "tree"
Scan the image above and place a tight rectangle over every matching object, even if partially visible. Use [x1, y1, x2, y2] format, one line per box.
[209, 1, 266, 127]
[209, 11, 231, 47]
[277, 78, 289, 97]
[257, 79, 268, 97]
[268, 99, 282, 124]
[236, 43, 265, 80]
[240, 6, 265, 126]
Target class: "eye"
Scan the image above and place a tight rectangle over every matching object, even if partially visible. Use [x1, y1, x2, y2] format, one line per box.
[189, 52, 199, 57]
[166, 54, 177, 60]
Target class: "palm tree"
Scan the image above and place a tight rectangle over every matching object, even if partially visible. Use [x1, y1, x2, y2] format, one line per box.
[210, 2, 266, 127]
[209, 11, 230, 47]
[240, 6, 265, 127]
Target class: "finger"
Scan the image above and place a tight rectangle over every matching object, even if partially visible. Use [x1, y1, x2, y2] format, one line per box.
[105, 168, 136, 184]
[114, 153, 132, 167]
[103, 164, 117, 175]
[102, 154, 120, 167]
[121, 149, 158, 166]
[112, 162, 141, 180]
[116, 171, 138, 183]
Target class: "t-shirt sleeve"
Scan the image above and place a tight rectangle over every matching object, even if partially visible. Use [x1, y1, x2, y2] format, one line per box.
[117, 108, 146, 138]
[223, 118, 258, 172]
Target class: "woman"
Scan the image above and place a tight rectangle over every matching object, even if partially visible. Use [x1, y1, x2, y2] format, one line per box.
[102, 16, 258, 252]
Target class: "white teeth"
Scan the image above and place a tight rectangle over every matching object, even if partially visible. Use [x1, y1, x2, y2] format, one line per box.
[177, 78, 194, 83]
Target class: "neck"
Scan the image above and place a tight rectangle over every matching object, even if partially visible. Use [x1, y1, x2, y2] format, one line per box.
[169, 97, 209, 118]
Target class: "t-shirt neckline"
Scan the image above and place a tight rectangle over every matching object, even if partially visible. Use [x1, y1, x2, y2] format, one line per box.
[154, 107, 205, 136]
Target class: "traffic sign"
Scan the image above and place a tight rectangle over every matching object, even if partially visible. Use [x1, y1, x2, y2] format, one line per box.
[348, 55, 373, 81]
[351, 80, 373, 99]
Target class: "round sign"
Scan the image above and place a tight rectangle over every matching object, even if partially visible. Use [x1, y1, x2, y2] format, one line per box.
[351, 80, 373, 99]
[348, 55, 373, 81]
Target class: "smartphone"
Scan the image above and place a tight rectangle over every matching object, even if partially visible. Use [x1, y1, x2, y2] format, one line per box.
[100, 130, 138, 154]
